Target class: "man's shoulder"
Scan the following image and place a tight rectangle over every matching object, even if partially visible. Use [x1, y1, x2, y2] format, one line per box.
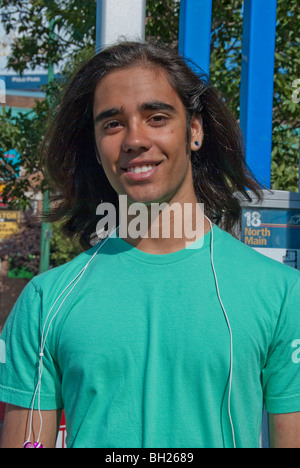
[215, 225, 300, 283]
[30, 243, 102, 292]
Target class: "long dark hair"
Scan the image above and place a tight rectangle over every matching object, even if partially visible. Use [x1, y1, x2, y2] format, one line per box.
[42, 41, 261, 249]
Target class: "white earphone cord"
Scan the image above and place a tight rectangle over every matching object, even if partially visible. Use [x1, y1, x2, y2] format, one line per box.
[26, 231, 113, 445]
[28, 221, 236, 448]
[206, 217, 236, 448]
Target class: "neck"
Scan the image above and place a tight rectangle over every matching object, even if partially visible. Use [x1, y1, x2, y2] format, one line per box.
[118, 196, 211, 254]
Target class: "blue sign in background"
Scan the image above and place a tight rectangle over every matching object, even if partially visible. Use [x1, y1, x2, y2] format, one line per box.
[0, 74, 49, 90]
[241, 208, 300, 249]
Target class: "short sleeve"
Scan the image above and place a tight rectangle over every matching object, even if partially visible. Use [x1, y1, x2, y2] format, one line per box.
[0, 280, 63, 410]
[262, 276, 300, 413]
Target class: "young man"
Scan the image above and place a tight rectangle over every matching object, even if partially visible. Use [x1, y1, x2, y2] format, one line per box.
[0, 42, 300, 448]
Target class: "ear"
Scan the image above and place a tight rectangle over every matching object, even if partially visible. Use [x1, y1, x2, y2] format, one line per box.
[190, 115, 204, 152]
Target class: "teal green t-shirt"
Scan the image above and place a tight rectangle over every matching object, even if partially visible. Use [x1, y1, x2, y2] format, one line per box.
[1, 226, 300, 448]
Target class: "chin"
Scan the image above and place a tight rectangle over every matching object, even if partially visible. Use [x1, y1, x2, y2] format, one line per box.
[123, 190, 162, 206]
[126, 196, 154, 207]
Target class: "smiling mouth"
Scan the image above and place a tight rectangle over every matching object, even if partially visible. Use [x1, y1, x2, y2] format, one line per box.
[122, 162, 161, 174]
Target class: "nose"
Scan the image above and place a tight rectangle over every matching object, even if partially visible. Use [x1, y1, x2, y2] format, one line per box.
[121, 121, 152, 153]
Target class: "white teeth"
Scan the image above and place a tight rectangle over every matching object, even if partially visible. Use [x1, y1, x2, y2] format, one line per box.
[127, 165, 155, 174]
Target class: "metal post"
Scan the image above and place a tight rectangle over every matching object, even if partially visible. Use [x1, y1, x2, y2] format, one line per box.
[96, 0, 146, 51]
[96, 0, 102, 53]
[39, 190, 51, 274]
[178, 0, 213, 76]
[239, 0, 277, 188]
[39, 19, 55, 274]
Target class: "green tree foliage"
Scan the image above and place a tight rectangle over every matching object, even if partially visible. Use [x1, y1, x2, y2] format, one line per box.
[270, 1, 299, 191]
[50, 221, 82, 267]
[0, 108, 29, 209]
[145, 0, 180, 45]
[209, 0, 299, 191]
[0, 0, 96, 73]
[0, 102, 48, 210]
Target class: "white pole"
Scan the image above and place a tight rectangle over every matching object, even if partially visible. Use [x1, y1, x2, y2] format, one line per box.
[96, 0, 146, 51]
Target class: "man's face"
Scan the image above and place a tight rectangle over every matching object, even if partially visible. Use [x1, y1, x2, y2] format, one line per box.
[93, 65, 203, 205]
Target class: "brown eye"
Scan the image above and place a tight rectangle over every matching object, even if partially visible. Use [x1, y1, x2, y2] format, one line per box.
[103, 120, 121, 130]
[149, 115, 168, 126]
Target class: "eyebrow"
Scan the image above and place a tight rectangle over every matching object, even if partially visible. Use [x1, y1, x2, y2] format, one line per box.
[94, 107, 124, 124]
[140, 101, 176, 113]
[94, 101, 176, 124]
